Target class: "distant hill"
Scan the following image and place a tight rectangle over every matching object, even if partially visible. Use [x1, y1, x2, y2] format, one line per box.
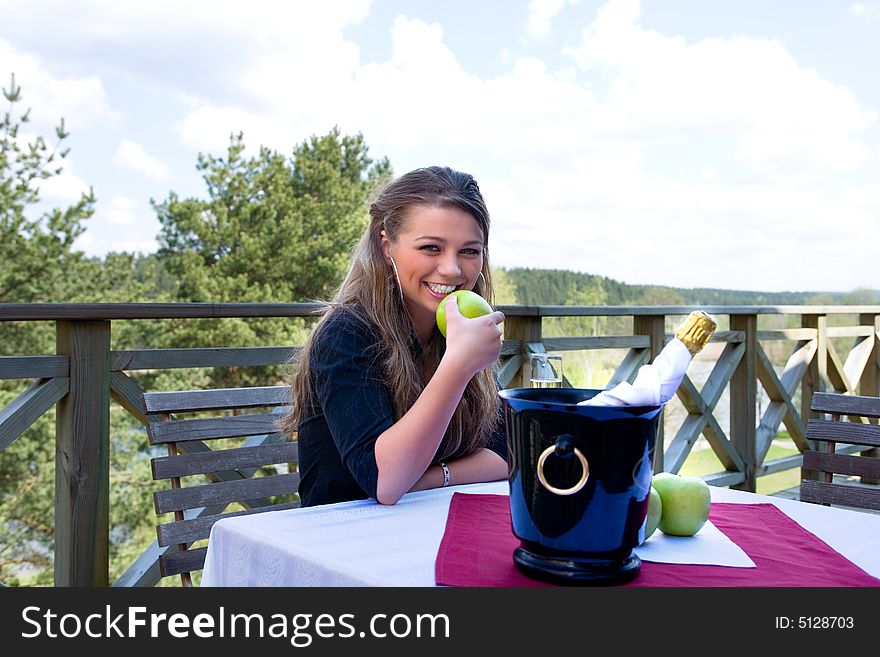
[502, 267, 879, 306]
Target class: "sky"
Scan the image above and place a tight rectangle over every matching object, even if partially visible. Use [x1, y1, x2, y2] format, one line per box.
[2, 0, 878, 293]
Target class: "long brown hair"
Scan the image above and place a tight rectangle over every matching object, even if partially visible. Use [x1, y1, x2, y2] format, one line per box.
[281, 166, 501, 462]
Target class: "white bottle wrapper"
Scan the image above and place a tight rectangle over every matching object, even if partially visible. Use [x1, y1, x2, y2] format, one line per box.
[579, 338, 693, 407]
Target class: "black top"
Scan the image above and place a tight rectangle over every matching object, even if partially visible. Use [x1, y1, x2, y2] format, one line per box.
[296, 306, 507, 507]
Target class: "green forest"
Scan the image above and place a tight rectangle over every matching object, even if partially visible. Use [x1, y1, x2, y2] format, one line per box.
[1, 75, 877, 586]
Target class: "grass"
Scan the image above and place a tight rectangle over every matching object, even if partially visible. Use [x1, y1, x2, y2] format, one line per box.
[678, 432, 802, 496]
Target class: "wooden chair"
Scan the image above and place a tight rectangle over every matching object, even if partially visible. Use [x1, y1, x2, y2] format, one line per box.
[800, 391, 880, 512]
[144, 385, 299, 586]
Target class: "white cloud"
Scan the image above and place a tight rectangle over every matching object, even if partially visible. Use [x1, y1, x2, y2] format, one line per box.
[849, 2, 880, 18]
[3, 0, 877, 292]
[113, 141, 169, 181]
[563, 1, 874, 179]
[127, 2, 880, 291]
[0, 38, 118, 133]
[1, 1, 372, 106]
[524, 0, 582, 41]
[37, 168, 92, 205]
[100, 196, 138, 226]
[83, 196, 159, 256]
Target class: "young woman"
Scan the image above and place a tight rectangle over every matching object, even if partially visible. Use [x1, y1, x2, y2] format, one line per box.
[283, 166, 507, 506]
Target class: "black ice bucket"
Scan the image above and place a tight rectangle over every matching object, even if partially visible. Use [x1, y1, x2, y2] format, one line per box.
[499, 387, 662, 586]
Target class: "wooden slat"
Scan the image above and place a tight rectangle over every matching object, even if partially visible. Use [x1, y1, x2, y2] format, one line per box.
[783, 338, 818, 392]
[811, 393, 880, 418]
[4, 303, 880, 322]
[826, 326, 874, 338]
[756, 453, 803, 476]
[756, 402, 794, 462]
[112, 346, 299, 371]
[144, 386, 290, 414]
[676, 376, 744, 472]
[154, 472, 300, 514]
[109, 371, 164, 426]
[499, 339, 520, 357]
[147, 413, 284, 444]
[160, 547, 208, 578]
[755, 343, 806, 456]
[0, 355, 68, 380]
[543, 335, 650, 351]
[706, 329, 744, 344]
[503, 316, 542, 388]
[0, 377, 69, 452]
[112, 538, 164, 588]
[0, 302, 325, 321]
[664, 413, 707, 474]
[162, 433, 291, 498]
[803, 451, 880, 479]
[700, 341, 744, 409]
[114, 492, 292, 586]
[606, 347, 649, 388]
[662, 330, 744, 344]
[826, 342, 854, 394]
[843, 335, 875, 395]
[704, 470, 746, 487]
[157, 500, 301, 546]
[495, 355, 522, 389]
[152, 442, 298, 479]
[757, 328, 817, 341]
[800, 480, 880, 511]
[805, 419, 880, 447]
[524, 341, 548, 356]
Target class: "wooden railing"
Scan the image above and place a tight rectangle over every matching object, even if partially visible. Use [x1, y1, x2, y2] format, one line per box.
[1, 303, 878, 587]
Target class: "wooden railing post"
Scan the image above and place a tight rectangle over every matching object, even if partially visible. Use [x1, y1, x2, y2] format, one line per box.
[634, 315, 666, 473]
[801, 314, 827, 432]
[860, 314, 879, 399]
[55, 320, 110, 586]
[859, 313, 879, 484]
[503, 313, 542, 388]
[799, 314, 827, 487]
[730, 314, 757, 492]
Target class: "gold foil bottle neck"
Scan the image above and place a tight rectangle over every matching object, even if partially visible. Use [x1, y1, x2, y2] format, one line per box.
[674, 311, 717, 356]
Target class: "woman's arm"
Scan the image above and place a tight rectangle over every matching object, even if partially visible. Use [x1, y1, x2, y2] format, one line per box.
[408, 448, 507, 493]
[373, 298, 504, 504]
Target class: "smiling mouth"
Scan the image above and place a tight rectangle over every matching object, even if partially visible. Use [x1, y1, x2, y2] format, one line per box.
[425, 282, 460, 298]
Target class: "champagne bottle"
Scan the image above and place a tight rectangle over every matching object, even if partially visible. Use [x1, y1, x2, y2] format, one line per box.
[579, 311, 717, 407]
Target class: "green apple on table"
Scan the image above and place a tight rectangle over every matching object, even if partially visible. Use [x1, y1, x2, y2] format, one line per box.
[435, 290, 493, 337]
[651, 471, 711, 537]
[642, 485, 663, 542]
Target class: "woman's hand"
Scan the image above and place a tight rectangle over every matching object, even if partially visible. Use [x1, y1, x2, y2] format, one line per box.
[441, 295, 504, 378]
[374, 297, 504, 505]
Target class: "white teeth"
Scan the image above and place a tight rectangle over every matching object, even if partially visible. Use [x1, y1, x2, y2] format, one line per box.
[427, 283, 456, 295]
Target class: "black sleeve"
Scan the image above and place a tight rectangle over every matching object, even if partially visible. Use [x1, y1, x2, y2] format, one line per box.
[485, 412, 509, 461]
[309, 312, 394, 499]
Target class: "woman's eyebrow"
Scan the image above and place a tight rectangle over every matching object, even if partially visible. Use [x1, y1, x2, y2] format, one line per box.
[414, 235, 484, 246]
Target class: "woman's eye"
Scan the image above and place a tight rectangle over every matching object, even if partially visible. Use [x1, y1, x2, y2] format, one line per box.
[462, 248, 482, 256]
[420, 245, 440, 252]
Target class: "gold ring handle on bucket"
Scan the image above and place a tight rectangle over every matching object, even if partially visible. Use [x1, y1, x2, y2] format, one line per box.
[536, 443, 589, 495]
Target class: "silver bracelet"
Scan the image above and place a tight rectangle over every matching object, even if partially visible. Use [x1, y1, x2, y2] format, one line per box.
[438, 461, 451, 488]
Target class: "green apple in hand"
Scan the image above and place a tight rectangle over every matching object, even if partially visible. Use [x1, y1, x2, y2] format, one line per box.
[652, 472, 711, 537]
[435, 290, 493, 337]
[642, 485, 663, 542]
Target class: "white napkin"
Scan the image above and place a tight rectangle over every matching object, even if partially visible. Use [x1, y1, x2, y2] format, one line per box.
[580, 338, 693, 407]
[633, 519, 755, 567]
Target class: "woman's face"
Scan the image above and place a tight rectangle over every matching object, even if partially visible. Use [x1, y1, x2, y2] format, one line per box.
[382, 204, 485, 341]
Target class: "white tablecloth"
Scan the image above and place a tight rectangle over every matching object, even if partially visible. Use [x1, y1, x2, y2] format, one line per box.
[201, 480, 880, 587]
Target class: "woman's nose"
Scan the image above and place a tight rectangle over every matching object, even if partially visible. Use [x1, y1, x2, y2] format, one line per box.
[436, 253, 462, 278]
